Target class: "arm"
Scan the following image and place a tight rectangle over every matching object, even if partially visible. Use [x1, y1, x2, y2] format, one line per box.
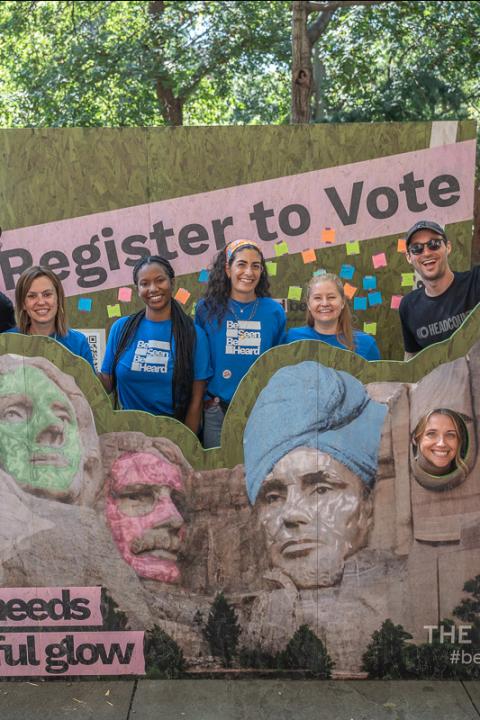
[99, 372, 114, 393]
[184, 380, 205, 435]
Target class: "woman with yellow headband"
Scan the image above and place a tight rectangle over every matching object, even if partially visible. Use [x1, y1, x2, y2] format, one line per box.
[195, 239, 286, 448]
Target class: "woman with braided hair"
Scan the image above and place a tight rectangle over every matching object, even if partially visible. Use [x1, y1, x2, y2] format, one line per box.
[195, 239, 286, 448]
[100, 256, 211, 434]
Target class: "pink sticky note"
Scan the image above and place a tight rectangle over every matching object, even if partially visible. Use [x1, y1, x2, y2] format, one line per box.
[175, 288, 191, 305]
[301, 248, 316, 264]
[372, 252, 387, 269]
[390, 295, 403, 310]
[118, 287, 132, 302]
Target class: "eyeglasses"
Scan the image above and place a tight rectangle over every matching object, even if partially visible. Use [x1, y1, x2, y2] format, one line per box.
[408, 238, 445, 255]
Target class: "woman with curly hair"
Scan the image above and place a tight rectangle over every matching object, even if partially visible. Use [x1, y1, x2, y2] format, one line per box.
[286, 273, 380, 360]
[195, 239, 286, 448]
[100, 255, 211, 434]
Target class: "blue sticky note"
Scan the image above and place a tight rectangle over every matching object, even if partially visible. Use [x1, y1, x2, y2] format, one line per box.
[198, 269, 209, 283]
[313, 268, 327, 277]
[339, 264, 355, 280]
[368, 291, 383, 307]
[353, 296, 367, 311]
[363, 275, 377, 290]
[78, 298, 92, 312]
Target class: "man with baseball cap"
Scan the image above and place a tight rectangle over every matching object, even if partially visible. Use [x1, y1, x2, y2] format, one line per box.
[399, 220, 480, 359]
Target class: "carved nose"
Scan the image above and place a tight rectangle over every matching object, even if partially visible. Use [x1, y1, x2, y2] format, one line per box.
[36, 424, 64, 447]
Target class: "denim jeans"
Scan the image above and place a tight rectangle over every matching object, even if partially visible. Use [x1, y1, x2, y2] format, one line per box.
[203, 403, 226, 449]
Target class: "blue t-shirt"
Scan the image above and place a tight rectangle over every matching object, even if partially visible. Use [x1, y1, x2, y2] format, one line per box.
[7, 327, 95, 369]
[195, 297, 287, 402]
[286, 325, 381, 361]
[101, 315, 211, 415]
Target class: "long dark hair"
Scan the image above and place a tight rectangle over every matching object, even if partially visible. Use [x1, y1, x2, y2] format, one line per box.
[110, 255, 196, 421]
[202, 242, 271, 323]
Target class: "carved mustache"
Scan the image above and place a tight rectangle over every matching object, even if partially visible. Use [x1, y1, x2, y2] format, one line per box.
[130, 528, 182, 555]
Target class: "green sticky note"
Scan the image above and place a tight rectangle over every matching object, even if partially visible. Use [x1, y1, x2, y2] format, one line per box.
[346, 240, 360, 255]
[274, 241, 289, 257]
[288, 286, 302, 301]
[107, 304, 122, 319]
[363, 322, 377, 335]
[266, 261, 278, 277]
[401, 272, 416, 287]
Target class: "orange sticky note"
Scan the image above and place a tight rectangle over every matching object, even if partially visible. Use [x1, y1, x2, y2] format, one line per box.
[343, 283, 357, 300]
[175, 288, 191, 305]
[321, 227, 336, 244]
[397, 238, 407, 253]
[301, 248, 317, 264]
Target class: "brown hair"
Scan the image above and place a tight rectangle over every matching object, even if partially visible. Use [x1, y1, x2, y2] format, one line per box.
[15, 266, 68, 336]
[306, 273, 354, 351]
[413, 408, 469, 477]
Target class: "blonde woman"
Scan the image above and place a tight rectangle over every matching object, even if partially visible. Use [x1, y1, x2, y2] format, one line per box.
[286, 273, 380, 360]
[412, 408, 468, 478]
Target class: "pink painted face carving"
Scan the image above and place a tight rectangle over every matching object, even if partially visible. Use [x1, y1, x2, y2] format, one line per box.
[105, 451, 185, 583]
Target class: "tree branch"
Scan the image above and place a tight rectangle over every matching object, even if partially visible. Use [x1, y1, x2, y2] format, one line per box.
[306, 0, 384, 12]
[307, 8, 335, 46]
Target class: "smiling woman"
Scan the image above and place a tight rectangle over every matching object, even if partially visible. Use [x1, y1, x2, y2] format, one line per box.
[100, 255, 211, 434]
[412, 408, 468, 481]
[7, 266, 95, 369]
[195, 239, 286, 448]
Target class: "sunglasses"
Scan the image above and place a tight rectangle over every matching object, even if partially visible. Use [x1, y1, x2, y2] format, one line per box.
[408, 238, 445, 255]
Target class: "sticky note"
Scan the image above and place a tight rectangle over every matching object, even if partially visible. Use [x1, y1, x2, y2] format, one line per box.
[401, 272, 416, 287]
[362, 275, 377, 290]
[118, 287, 132, 302]
[343, 283, 357, 300]
[266, 261, 277, 276]
[397, 238, 407, 253]
[363, 322, 377, 335]
[288, 286, 302, 301]
[353, 296, 367, 311]
[302, 248, 317, 264]
[372, 252, 387, 269]
[198, 269, 209, 283]
[274, 240, 289, 257]
[390, 295, 403, 310]
[107, 304, 121, 319]
[368, 291, 383, 307]
[339, 264, 355, 280]
[175, 288, 191, 305]
[321, 227, 336, 244]
[78, 298, 92, 312]
[346, 241, 360, 255]
[313, 268, 327, 277]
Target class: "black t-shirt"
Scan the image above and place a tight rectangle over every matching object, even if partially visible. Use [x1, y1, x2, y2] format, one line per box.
[0, 292, 15, 333]
[399, 266, 480, 353]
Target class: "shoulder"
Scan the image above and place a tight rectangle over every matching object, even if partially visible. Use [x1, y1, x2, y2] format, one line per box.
[286, 326, 311, 342]
[399, 287, 422, 312]
[0, 292, 13, 308]
[4, 327, 20, 335]
[353, 331, 380, 359]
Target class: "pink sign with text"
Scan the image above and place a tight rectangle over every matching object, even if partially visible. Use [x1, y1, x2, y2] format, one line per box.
[0, 140, 475, 297]
[0, 587, 102, 627]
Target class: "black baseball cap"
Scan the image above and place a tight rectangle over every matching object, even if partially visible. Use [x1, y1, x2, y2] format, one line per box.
[406, 220, 447, 248]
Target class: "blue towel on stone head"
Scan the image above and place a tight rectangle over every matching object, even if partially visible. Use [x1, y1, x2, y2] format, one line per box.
[243, 361, 387, 503]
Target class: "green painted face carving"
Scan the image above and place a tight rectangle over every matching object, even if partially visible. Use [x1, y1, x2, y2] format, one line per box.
[0, 366, 81, 494]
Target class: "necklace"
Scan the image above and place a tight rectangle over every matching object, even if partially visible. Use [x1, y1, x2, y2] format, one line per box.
[228, 299, 259, 341]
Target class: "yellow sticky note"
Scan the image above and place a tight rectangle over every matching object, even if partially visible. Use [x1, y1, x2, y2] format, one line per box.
[346, 240, 360, 255]
[343, 283, 357, 300]
[266, 261, 278, 277]
[401, 272, 416, 287]
[107, 304, 121, 319]
[288, 286, 302, 301]
[363, 322, 377, 335]
[397, 238, 407, 253]
[321, 227, 336, 244]
[274, 240, 289, 257]
[301, 248, 316, 264]
[175, 287, 191, 305]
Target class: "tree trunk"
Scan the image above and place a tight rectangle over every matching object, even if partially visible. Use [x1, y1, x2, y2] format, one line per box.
[149, 0, 184, 126]
[291, 1, 313, 124]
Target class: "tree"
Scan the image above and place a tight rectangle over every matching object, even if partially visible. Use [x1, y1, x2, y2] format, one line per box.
[278, 624, 334, 678]
[454, 575, 480, 646]
[144, 624, 186, 678]
[361, 619, 413, 679]
[203, 592, 241, 668]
